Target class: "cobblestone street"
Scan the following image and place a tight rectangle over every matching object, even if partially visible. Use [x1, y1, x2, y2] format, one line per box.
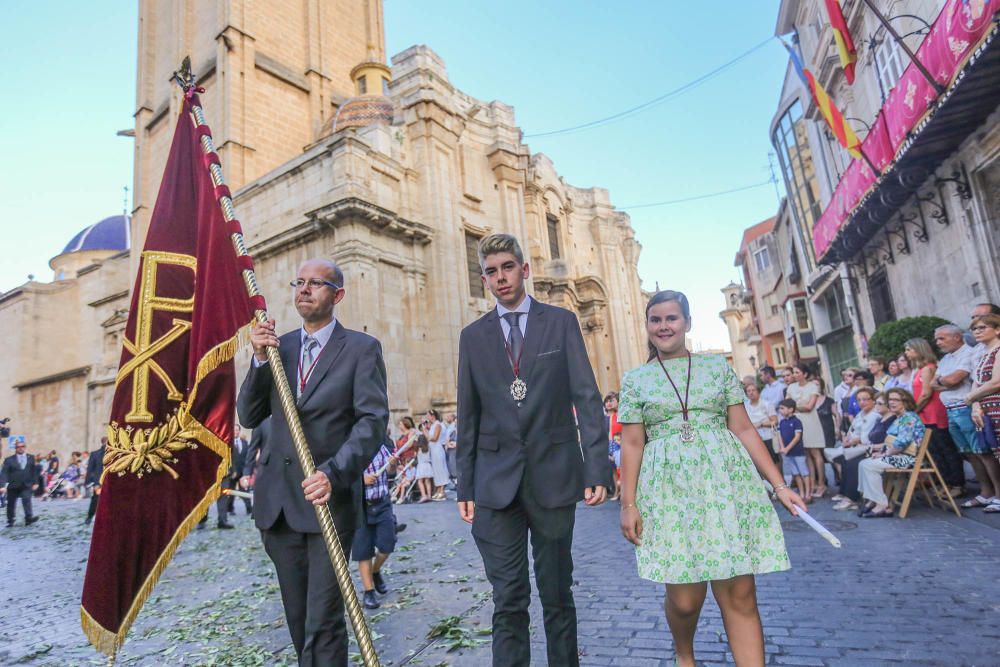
[1, 494, 998, 666]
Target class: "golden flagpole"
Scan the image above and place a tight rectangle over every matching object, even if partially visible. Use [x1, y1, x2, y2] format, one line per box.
[172, 58, 381, 667]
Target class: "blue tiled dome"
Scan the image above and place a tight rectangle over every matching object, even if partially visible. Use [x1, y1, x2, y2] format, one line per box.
[61, 215, 131, 254]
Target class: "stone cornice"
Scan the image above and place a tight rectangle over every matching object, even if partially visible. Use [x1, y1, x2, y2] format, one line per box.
[307, 197, 433, 246]
[88, 290, 129, 308]
[248, 219, 326, 261]
[14, 366, 91, 391]
[255, 52, 310, 93]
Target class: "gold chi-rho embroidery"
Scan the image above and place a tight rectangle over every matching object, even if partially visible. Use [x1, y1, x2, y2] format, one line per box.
[116, 250, 196, 422]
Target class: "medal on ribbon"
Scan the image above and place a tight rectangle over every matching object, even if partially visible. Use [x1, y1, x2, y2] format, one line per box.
[504, 326, 527, 401]
[657, 350, 695, 443]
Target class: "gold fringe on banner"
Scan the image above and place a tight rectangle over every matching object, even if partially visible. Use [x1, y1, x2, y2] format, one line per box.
[81, 324, 251, 657]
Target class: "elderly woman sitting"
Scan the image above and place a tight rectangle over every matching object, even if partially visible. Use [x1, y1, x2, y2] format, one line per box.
[857, 388, 926, 518]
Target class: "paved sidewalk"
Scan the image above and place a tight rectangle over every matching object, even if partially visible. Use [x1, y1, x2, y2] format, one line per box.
[1, 494, 998, 666]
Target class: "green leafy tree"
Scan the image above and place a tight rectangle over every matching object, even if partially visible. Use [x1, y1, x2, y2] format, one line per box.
[867, 316, 952, 360]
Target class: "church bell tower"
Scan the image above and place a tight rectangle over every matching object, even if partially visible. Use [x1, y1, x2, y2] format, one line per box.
[130, 0, 386, 267]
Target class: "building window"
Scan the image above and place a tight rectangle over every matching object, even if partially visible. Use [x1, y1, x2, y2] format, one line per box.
[774, 345, 787, 366]
[357, 75, 367, 95]
[753, 246, 771, 273]
[867, 268, 896, 328]
[793, 298, 811, 331]
[465, 231, 484, 298]
[873, 37, 905, 102]
[821, 281, 851, 331]
[771, 304, 781, 316]
[547, 215, 561, 260]
[825, 330, 859, 379]
[772, 100, 822, 268]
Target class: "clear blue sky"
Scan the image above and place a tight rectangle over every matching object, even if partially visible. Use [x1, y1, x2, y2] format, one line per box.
[0, 1, 790, 351]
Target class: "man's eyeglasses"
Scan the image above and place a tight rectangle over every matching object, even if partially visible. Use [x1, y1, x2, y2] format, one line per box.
[290, 279, 342, 291]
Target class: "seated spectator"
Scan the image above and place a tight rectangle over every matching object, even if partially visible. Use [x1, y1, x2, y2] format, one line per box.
[883, 359, 900, 388]
[392, 417, 418, 505]
[60, 452, 83, 499]
[832, 392, 896, 512]
[885, 354, 914, 394]
[827, 387, 880, 463]
[857, 388, 926, 518]
[868, 357, 889, 391]
[967, 313, 1000, 512]
[744, 382, 778, 466]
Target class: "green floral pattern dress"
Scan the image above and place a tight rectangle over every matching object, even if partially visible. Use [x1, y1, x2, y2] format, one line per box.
[618, 354, 790, 584]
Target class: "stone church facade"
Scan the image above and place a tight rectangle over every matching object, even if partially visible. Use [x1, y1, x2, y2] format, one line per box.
[1, 0, 646, 458]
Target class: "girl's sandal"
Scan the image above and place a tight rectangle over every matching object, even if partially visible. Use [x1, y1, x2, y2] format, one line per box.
[983, 501, 1000, 513]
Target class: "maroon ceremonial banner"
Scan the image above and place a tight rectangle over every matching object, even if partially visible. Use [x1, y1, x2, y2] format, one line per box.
[80, 92, 254, 656]
[812, 0, 999, 259]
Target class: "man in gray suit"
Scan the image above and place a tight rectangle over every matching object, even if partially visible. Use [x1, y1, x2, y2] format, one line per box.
[238, 258, 388, 667]
[456, 233, 608, 667]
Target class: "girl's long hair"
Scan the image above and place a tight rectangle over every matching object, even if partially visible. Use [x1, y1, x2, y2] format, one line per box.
[644, 290, 690, 361]
[416, 434, 429, 453]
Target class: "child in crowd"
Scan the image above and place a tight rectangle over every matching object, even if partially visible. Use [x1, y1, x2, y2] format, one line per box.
[609, 432, 622, 501]
[778, 398, 811, 500]
[413, 434, 434, 503]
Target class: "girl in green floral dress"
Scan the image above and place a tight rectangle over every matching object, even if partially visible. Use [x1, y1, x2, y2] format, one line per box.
[618, 291, 806, 667]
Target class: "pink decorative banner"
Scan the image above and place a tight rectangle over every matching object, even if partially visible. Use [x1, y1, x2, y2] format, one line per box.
[812, 0, 999, 259]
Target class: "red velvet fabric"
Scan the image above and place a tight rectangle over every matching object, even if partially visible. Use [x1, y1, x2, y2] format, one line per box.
[81, 93, 254, 644]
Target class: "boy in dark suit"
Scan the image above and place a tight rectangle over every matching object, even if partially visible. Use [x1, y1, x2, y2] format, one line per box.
[456, 233, 607, 667]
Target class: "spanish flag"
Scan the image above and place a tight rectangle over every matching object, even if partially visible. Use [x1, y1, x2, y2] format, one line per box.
[784, 39, 862, 159]
[80, 88, 255, 657]
[823, 0, 857, 84]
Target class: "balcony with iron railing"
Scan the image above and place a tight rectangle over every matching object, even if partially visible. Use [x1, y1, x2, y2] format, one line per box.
[810, 1, 1000, 264]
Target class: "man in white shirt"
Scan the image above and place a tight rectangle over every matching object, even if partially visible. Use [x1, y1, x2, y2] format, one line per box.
[933, 324, 1000, 507]
[758, 366, 786, 413]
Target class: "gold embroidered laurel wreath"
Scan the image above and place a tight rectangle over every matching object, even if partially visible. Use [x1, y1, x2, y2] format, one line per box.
[104, 406, 198, 480]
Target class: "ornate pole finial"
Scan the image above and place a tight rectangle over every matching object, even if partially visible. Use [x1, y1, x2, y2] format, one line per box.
[172, 56, 197, 96]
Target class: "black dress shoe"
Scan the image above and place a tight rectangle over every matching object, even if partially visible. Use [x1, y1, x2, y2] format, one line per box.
[25, 516, 39, 526]
[363, 590, 380, 609]
[372, 571, 388, 595]
[394, 522, 407, 534]
[217, 521, 235, 529]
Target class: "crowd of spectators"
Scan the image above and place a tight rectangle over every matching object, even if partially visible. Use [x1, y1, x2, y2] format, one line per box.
[389, 411, 457, 504]
[740, 302, 1000, 517]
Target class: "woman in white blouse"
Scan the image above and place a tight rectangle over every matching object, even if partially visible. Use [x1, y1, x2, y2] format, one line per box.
[744, 382, 778, 466]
